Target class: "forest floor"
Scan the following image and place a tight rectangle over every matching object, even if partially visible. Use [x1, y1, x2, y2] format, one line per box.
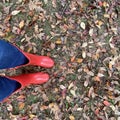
[0, 0, 120, 120]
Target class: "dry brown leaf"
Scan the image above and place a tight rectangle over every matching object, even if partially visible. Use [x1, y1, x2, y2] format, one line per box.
[71, 56, 76, 62]
[103, 1, 109, 7]
[95, 20, 103, 29]
[93, 76, 101, 82]
[69, 115, 75, 120]
[55, 38, 62, 44]
[88, 86, 95, 98]
[19, 20, 25, 29]
[40, 105, 48, 111]
[18, 102, 25, 110]
[17, 95, 25, 100]
[29, 114, 36, 119]
[4, 15, 11, 23]
[76, 58, 83, 63]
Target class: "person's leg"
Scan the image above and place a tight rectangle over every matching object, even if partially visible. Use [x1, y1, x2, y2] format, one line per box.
[0, 76, 21, 101]
[0, 40, 28, 69]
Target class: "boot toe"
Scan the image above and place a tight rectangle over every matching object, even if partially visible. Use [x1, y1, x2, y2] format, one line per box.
[32, 73, 49, 84]
[40, 57, 54, 68]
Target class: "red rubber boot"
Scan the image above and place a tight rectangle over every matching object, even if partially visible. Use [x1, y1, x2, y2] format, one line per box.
[13, 43, 54, 68]
[9, 72, 49, 87]
[0, 72, 49, 102]
[0, 40, 54, 69]
[21, 52, 54, 68]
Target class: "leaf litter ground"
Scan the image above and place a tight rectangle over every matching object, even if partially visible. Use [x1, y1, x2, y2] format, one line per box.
[0, 0, 120, 120]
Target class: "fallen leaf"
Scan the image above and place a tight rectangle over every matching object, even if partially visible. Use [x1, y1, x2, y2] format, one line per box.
[68, 82, 74, 90]
[89, 28, 94, 36]
[29, 114, 36, 119]
[103, 1, 109, 7]
[88, 87, 95, 98]
[44, 0, 48, 4]
[104, 14, 110, 18]
[60, 85, 66, 89]
[55, 12, 62, 19]
[82, 42, 88, 47]
[70, 90, 76, 97]
[93, 76, 101, 82]
[69, 115, 75, 120]
[55, 39, 62, 44]
[18, 102, 25, 110]
[111, 27, 117, 34]
[82, 50, 86, 58]
[84, 80, 89, 87]
[80, 22, 86, 30]
[98, 1, 103, 6]
[7, 104, 13, 112]
[77, 108, 83, 111]
[97, 73, 104, 77]
[95, 108, 100, 115]
[71, 56, 76, 62]
[51, 42, 56, 49]
[11, 10, 21, 15]
[19, 20, 25, 29]
[76, 58, 83, 63]
[40, 105, 48, 111]
[17, 95, 25, 100]
[95, 20, 103, 29]
[103, 100, 110, 106]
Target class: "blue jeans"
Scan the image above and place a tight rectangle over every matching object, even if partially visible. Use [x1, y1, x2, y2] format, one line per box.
[0, 40, 28, 101]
